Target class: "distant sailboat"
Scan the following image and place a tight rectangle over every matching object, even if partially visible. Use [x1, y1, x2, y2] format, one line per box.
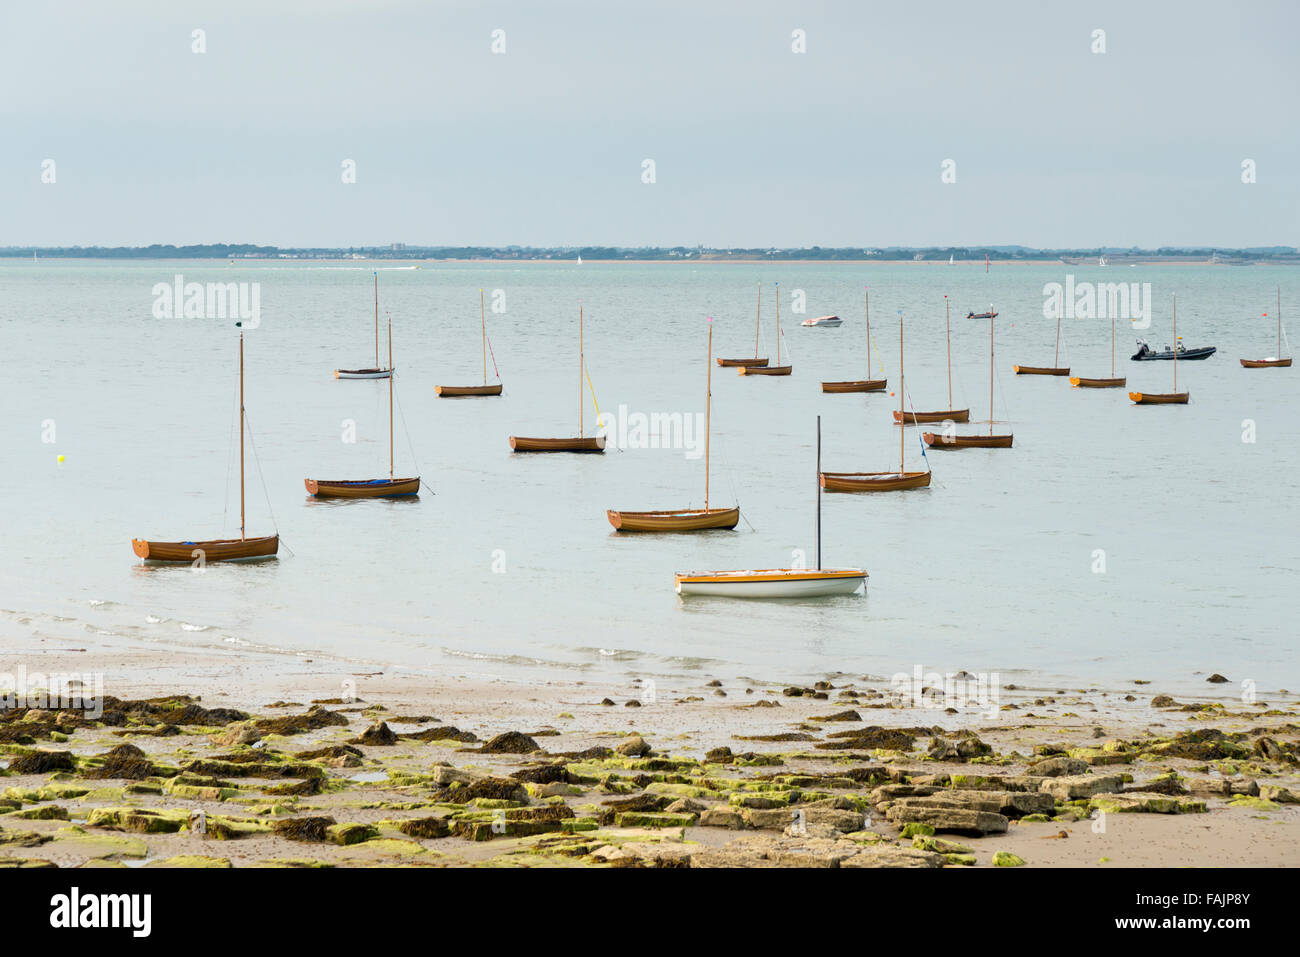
[738, 282, 792, 376]
[335, 273, 394, 379]
[717, 281, 770, 367]
[1240, 287, 1291, 368]
[577, 254, 583, 265]
[949, 254, 954, 265]
[307, 314, 422, 497]
[133, 326, 279, 562]
[435, 289, 504, 396]
[1099, 254, 1108, 267]
[509, 302, 606, 452]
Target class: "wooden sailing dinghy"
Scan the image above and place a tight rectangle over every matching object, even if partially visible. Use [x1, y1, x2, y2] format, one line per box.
[436, 289, 504, 396]
[717, 282, 769, 367]
[1070, 309, 1126, 388]
[1014, 297, 1069, 375]
[924, 305, 1013, 449]
[738, 282, 791, 375]
[822, 287, 887, 393]
[607, 318, 739, 531]
[306, 315, 421, 497]
[133, 326, 279, 563]
[1241, 288, 1292, 368]
[821, 312, 931, 492]
[894, 296, 969, 424]
[675, 416, 865, 598]
[509, 302, 607, 453]
[335, 273, 394, 379]
[1131, 294, 1189, 405]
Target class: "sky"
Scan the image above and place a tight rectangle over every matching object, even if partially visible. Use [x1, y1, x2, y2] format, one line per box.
[3, 0, 1297, 248]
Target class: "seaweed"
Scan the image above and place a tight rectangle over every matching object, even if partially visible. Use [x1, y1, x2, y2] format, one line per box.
[400, 726, 479, 743]
[250, 705, 349, 736]
[510, 763, 573, 785]
[271, 816, 337, 842]
[479, 731, 541, 754]
[86, 744, 157, 780]
[262, 777, 322, 797]
[9, 750, 76, 774]
[349, 722, 399, 746]
[395, 817, 451, 839]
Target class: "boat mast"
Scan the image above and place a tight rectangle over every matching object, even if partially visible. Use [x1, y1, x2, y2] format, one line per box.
[388, 315, 395, 479]
[1172, 293, 1178, 392]
[239, 328, 245, 541]
[1279, 286, 1283, 358]
[865, 287, 871, 376]
[815, 414, 822, 571]
[988, 305, 994, 436]
[944, 296, 952, 408]
[754, 281, 761, 358]
[373, 272, 379, 368]
[1110, 312, 1116, 377]
[705, 318, 713, 510]
[579, 302, 584, 438]
[481, 288, 487, 385]
[899, 313, 904, 474]
[1054, 296, 1062, 368]
[775, 283, 781, 366]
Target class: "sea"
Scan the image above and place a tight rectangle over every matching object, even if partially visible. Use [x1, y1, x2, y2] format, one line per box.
[2, 258, 1296, 697]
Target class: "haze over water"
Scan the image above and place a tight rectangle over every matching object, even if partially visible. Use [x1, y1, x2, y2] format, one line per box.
[3, 259, 1296, 695]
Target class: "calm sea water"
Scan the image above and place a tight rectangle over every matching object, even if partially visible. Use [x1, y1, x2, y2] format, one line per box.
[2, 259, 1297, 695]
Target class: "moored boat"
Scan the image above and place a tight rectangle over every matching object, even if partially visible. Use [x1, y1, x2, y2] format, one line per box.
[307, 314, 422, 498]
[1132, 339, 1215, 361]
[674, 416, 865, 599]
[132, 535, 278, 563]
[922, 305, 1012, 449]
[1069, 376, 1126, 388]
[823, 287, 887, 393]
[1132, 294, 1190, 406]
[739, 281, 791, 376]
[717, 282, 769, 367]
[608, 317, 738, 531]
[508, 302, 606, 453]
[335, 273, 393, 379]
[1240, 289, 1291, 368]
[801, 314, 842, 327]
[674, 567, 865, 598]
[304, 477, 420, 498]
[436, 289, 504, 397]
[133, 325, 279, 564]
[1013, 365, 1069, 376]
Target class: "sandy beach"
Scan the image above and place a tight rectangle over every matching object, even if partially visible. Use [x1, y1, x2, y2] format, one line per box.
[3, 641, 1296, 868]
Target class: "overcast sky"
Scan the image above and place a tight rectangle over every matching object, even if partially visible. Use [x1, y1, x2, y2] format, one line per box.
[4, 0, 1296, 248]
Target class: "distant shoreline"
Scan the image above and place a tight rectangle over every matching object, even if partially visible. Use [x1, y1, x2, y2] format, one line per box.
[6, 256, 1296, 267]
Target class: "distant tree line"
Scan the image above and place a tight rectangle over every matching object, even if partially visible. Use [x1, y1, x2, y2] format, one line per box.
[4, 244, 1297, 261]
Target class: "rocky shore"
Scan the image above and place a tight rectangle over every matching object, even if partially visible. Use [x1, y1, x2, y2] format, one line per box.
[2, 671, 1297, 868]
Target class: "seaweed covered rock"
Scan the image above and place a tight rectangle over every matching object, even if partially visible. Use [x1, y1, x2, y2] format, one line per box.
[480, 731, 541, 754]
[350, 722, 399, 746]
[249, 705, 349, 736]
[272, 816, 337, 843]
[85, 744, 156, 780]
[615, 735, 651, 757]
[8, 750, 76, 774]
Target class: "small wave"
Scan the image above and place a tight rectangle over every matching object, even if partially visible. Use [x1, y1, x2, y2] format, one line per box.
[222, 635, 251, 647]
[145, 615, 167, 624]
[88, 599, 118, 608]
[179, 622, 210, 633]
[440, 647, 590, 670]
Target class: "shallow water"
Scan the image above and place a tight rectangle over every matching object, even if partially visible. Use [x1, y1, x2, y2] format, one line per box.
[2, 258, 1296, 696]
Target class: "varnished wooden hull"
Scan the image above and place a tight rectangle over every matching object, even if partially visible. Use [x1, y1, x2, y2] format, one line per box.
[132, 535, 279, 563]
[738, 365, 792, 376]
[305, 477, 421, 498]
[820, 471, 931, 492]
[607, 506, 739, 532]
[334, 367, 393, 379]
[675, 567, 866, 598]
[435, 383, 503, 396]
[1014, 365, 1070, 376]
[1130, 392, 1188, 405]
[1240, 358, 1291, 368]
[922, 433, 1014, 448]
[509, 435, 606, 453]
[1070, 376, 1126, 388]
[821, 379, 887, 393]
[893, 408, 969, 424]
[717, 357, 769, 367]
